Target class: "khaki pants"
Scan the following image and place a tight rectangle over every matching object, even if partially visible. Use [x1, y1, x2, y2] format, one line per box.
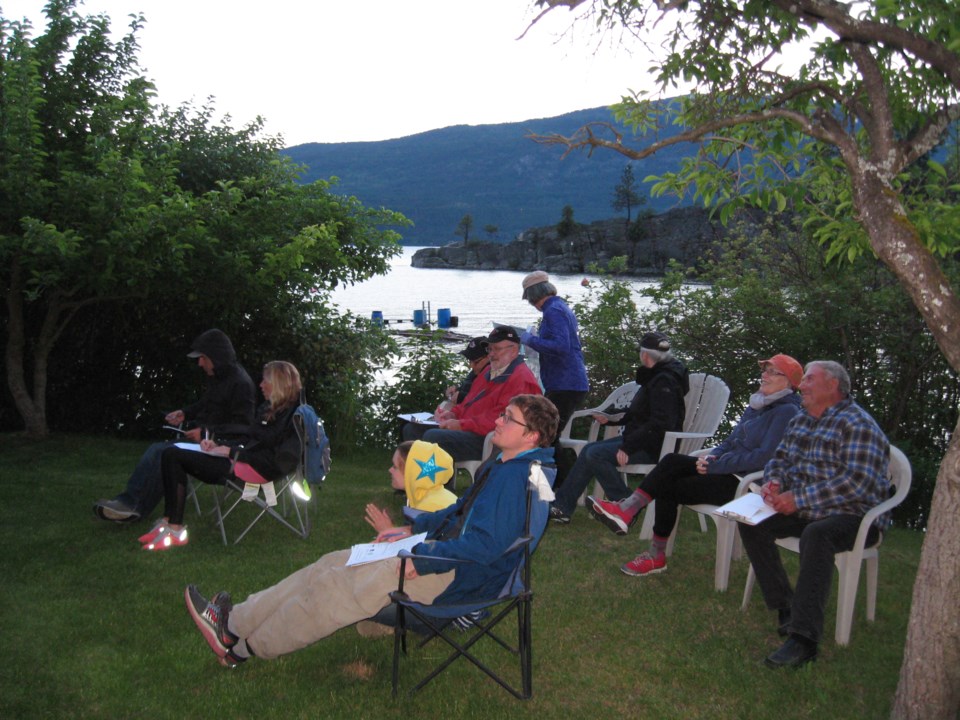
[230, 549, 454, 659]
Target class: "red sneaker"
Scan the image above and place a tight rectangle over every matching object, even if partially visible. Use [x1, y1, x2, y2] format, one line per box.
[588, 497, 638, 535]
[142, 527, 189, 551]
[621, 551, 667, 577]
[137, 520, 167, 544]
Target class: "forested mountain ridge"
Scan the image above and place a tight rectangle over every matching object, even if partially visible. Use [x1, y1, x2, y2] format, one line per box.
[282, 104, 692, 246]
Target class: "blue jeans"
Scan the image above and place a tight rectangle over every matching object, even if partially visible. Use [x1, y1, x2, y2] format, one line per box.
[739, 513, 878, 644]
[553, 436, 653, 516]
[114, 441, 170, 517]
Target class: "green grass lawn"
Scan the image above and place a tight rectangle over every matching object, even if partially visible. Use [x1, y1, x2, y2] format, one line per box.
[0, 434, 920, 719]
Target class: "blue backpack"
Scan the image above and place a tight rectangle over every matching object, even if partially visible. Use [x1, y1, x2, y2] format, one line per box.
[294, 404, 331, 487]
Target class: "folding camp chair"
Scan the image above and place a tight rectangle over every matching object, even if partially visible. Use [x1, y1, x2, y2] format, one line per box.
[206, 412, 314, 544]
[388, 463, 554, 699]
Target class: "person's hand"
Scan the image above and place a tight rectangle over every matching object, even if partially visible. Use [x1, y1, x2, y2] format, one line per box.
[200, 439, 230, 456]
[444, 385, 458, 402]
[364, 504, 395, 535]
[183, 427, 202, 442]
[769, 490, 797, 515]
[616, 449, 629, 466]
[165, 410, 185, 425]
[594, 414, 609, 425]
[375, 526, 413, 543]
[439, 419, 462, 431]
[434, 409, 454, 422]
[695, 455, 715, 475]
[401, 560, 419, 580]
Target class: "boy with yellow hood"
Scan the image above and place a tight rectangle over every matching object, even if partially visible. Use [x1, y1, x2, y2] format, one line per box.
[394, 440, 458, 512]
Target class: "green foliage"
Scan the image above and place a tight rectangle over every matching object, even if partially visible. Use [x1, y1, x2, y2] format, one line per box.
[455, 213, 473, 242]
[368, 336, 463, 449]
[0, 1, 408, 439]
[638, 220, 957, 527]
[611, 162, 645, 224]
[571, 268, 647, 404]
[556, 203, 578, 238]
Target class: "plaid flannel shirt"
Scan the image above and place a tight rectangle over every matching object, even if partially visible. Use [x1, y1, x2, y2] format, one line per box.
[764, 397, 891, 529]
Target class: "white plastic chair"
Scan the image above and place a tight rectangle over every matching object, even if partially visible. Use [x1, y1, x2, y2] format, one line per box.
[453, 431, 495, 487]
[651, 447, 763, 592]
[557, 381, 638, 504]
[557, 381, 638, 457]
[628, 373, 731, 539]
[740, 445, 912, 645]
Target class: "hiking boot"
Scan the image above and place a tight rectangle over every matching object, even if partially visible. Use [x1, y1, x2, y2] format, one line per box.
[587, 496, 638, 535]
[94, 498, 141, 523]
[185, 585, 238, 659]
[620, 551, 667, 577]
[549, 505, 571, 524]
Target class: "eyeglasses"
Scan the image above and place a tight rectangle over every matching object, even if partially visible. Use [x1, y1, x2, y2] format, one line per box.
[498, 411, 528, 428]
[761, 367, 786, 377]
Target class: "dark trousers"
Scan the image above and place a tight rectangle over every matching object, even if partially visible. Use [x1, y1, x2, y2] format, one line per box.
[160, 447, 230, 525]
[639, 453, 739, 538]
[115, 441, 170, 516]
[739, 513, 878, 644]
[546, 389, 589, 489]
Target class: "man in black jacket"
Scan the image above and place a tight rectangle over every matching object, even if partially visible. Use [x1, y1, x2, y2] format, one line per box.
[93, 329, 256, 523]
[549, 331, 689, 523]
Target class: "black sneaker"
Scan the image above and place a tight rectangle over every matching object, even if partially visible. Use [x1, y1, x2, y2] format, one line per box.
[549, 505, 571, 524]
[93, 498, 141, 523]
[185, 585, 237, 659]
[219, 647, 246, 669]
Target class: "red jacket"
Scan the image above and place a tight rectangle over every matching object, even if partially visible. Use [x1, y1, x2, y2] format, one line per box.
[452, 356, 542, 435]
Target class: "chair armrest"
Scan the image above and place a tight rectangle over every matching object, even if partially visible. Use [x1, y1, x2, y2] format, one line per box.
[658, 431, 715, 459]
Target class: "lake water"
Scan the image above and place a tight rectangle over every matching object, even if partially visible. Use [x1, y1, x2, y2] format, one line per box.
[329, 246, 657, 340]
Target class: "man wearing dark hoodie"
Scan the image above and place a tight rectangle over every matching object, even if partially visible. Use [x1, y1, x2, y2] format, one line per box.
[93, 329, 256, 523]
[549, 331, 690, 523]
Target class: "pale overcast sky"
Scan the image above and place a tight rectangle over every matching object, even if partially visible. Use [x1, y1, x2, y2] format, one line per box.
[3, 0, 656, 146]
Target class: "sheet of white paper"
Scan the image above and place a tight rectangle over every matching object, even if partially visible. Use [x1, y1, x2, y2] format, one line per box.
[713, 492, 777, 525]
[346, 532, 428, 567]
[397, 412, 438, 426]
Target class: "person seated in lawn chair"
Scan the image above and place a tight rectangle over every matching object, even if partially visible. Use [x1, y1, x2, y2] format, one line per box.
[402, 326, 542, 463]
[93, 328, 256, 523]
[184, 394, 559, 668]
[138, 361, 302, 551]
[549, 331, 689, 524]
[364, 439, 458, 533]
[590, 353, 803, 577]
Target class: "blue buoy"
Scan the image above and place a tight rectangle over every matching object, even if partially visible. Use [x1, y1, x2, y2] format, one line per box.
[437, 308, 452, 329]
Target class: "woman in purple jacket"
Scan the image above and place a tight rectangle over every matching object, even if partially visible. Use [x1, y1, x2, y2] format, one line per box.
[590, 353, 803, 578]
[519, 271, 589, 486]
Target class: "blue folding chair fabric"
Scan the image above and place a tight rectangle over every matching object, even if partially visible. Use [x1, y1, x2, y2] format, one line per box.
[388, 461, 554, 699]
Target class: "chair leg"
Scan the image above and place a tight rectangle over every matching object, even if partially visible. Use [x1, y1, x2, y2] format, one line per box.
[713, 516, 735, 592]
[741, 564, 756, 611]
[638, 500, 656, 541]
[865, 555, 878, 622]
[834, 553, 861, 646]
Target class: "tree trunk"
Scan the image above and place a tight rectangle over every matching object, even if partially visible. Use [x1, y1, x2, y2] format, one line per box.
[850, 170, 960, 719]
[891, 426, 960, 719]
[4, 264, 48, 437]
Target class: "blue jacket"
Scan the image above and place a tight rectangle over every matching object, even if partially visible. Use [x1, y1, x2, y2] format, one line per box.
[521, 296, 589, 393]
[707, 392, 802, 476]
[411, 446, 555, 604]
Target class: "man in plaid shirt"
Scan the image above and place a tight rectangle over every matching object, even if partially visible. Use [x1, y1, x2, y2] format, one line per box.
[739, 360, 890, 669]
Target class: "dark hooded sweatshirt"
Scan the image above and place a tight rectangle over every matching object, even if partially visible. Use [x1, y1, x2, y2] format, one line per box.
[611, 357, 690, 458]
[181, 329, 256, 437]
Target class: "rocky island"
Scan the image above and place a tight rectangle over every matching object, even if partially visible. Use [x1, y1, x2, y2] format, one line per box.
[411, 206, 764, 276]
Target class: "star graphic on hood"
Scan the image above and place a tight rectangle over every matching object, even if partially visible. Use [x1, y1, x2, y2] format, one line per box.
[415, 453, 448, 484]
